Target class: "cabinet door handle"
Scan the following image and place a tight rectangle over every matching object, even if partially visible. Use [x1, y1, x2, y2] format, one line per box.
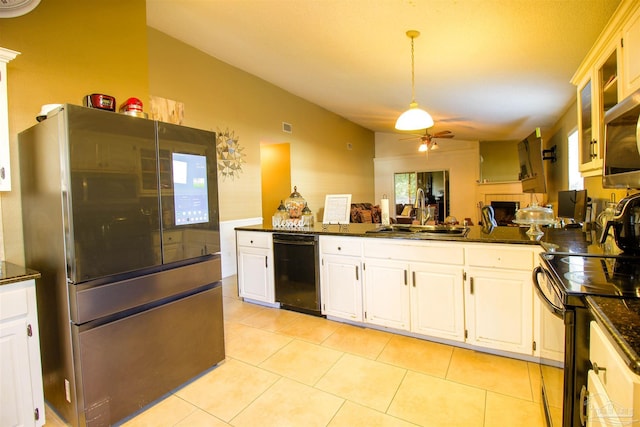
[470, 277, 474, 294]
[404, 270, 408, 285]
[412, 271, 416, 287]
[265, 256, 268, 268]
[355, 265, 359, 281]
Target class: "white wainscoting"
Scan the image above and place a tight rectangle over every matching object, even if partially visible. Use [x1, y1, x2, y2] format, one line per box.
[220, 217, 263, 277]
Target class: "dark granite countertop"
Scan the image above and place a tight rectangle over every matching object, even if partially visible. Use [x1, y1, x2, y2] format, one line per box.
[586, 296, 640, 375]
[0, 262, 41, 286]
[236, 223, 605, 251]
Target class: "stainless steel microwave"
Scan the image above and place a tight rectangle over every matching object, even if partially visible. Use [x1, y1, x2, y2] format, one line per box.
[603, 88, 640, 189]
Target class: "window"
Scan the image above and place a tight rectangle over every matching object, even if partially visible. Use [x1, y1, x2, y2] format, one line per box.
[567, 129, 583, 190]
[394, 172, 417, 204]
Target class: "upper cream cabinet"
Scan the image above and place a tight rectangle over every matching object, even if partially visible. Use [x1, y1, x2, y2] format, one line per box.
[572, 1, 640, 177]
[0, 47, 20, 191]
[621, 5, 640, 96]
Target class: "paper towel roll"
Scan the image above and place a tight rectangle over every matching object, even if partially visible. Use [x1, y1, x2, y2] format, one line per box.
[381, 198, 390, 225]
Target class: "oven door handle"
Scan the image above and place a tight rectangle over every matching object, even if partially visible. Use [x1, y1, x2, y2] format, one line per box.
[532, 266, 565, 318]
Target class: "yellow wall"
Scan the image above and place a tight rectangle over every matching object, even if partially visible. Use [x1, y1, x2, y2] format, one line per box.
[147, 28, 375, 222]
[0, 0, 149, 263]
[261, 143, 292, 221]
[0, 3, 375, 264]
[479, 140, 519, 183]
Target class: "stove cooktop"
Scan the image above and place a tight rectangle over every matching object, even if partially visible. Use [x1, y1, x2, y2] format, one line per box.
[541, 253, 640, 299]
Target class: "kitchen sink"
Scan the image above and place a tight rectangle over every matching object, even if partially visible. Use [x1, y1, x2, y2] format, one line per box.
[366, 224, 470, 238]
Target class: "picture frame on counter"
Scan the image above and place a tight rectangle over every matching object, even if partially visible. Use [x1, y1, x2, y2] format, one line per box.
[322, 194, 352, 224]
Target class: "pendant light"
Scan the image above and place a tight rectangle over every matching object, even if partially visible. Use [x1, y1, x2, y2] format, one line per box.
[395, 30, 434, 131]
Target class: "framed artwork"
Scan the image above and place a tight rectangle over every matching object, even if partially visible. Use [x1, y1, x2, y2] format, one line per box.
[322, 194, 352, 224]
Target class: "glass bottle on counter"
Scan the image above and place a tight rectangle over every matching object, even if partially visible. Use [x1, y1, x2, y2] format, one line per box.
[272, 200, 289, 227]
[302, 203, 314, 227]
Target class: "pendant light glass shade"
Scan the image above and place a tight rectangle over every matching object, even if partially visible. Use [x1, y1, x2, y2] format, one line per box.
[395, 102, 434, 131]
[395, 30, 433, 132]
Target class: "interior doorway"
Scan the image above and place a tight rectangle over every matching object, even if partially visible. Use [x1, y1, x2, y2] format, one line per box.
[260, 143, 291, 222]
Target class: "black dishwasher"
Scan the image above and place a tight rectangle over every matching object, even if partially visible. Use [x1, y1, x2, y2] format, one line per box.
[273, 233, 321, 316]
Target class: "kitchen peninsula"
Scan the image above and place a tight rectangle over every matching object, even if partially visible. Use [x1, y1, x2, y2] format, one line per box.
[237, 223, 564, 362]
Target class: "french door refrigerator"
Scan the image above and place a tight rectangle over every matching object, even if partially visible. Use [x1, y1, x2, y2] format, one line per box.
[19, 104, 225, 427]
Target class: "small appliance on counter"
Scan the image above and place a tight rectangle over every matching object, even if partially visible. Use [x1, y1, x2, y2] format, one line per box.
[600, 192, 640, 254]
[83, 93, 116, 111]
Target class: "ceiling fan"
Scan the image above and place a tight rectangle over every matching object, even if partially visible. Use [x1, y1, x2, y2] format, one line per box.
[401, 130, 455, 152]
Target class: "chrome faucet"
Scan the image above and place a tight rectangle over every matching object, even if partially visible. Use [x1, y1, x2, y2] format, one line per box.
[414, 187, 427, 225]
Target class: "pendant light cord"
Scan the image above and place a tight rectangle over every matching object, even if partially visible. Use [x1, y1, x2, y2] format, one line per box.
[410, 35, 416, 104]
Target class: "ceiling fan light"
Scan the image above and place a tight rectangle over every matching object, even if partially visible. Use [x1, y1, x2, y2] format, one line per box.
[431, 141, 439, 150]
[395, 102, 434, 131]
[418, 143, 428, 152]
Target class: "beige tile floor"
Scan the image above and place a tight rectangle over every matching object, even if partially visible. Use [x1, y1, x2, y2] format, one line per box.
[44, 276, 546, 427]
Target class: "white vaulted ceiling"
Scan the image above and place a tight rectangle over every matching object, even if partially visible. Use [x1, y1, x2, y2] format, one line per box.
[146, 0, 621, 141]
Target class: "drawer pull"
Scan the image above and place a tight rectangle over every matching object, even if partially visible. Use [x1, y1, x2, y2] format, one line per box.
[338, 246, 342, 251]
[592, 362, 606, 381]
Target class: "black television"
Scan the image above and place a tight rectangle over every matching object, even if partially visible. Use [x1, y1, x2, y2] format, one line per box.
[557, 189, 588, 223]
[517, 128, 547, 193]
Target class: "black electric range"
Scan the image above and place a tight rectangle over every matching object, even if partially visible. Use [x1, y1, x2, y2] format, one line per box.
[536, 251, 640, 427]
[540, 253, 640, 305]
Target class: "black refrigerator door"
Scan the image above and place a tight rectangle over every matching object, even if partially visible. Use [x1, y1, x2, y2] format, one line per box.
[156, 122, 220, 264]
[66, 105, 160, 282]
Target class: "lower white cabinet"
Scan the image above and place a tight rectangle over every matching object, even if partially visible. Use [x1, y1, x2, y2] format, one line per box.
[236, 231, 274, 303]
[465, 267, 534, 355]
[0, 279, 45, 427]
[535, 290, 565, 363]
[410, 262, 465, 342]
[587, 321, 640, 427]
[321, 255, 363, 321]
[320, 236, 364, 321]
[363, 258, 410, 330]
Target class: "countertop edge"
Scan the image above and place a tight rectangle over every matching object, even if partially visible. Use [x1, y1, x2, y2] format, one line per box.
[0, 261, 41, 286]
[585, 296, 640, 375]
[235, 224, 547, 246]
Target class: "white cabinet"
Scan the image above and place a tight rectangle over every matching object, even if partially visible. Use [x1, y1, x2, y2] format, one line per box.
[0, 278, 45, 427]
[622, 4, 640, 97]
[362, 239, 464, 334]
[236, 231, 274, 304]
[587, 321, 640, 426]
[572, 1, 640, 176]
[363, 257, 410, 330]
[0, 48, 19, 191]
[537, 299, 565, 362]
[533, 263, 565, 364]
[319, 236, 363, 321]
[465, 244, 535, 355]
[410, 262, 465, 342]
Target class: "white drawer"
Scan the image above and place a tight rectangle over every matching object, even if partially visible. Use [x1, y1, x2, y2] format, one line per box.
[237, 231, 272, 249]
[589, 321, 640, 420]
[466, 245, 533, 270]
[0, 283, 29, 321]
[320, 236, 362, 256]
[364, 239, 464, 265]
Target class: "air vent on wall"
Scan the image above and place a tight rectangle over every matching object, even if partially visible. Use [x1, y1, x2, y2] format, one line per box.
[282, 122, 292, 134]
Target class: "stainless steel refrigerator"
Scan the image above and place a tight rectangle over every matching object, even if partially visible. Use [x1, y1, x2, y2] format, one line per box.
[19, 104, 225, 427]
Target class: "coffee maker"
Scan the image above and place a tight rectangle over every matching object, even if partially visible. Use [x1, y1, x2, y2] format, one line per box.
[601, 193, 640, 254]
